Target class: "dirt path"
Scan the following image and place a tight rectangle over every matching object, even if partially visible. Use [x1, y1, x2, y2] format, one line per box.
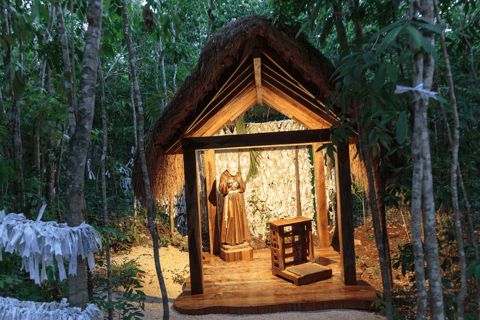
[110, 244, 189, 299]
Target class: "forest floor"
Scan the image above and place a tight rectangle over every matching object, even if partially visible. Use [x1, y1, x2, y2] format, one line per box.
[102, 210, 420, 319]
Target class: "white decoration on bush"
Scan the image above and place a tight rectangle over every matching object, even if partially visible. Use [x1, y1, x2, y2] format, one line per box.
[0, 209, 102, 284]
[121, 177, 132, 190]
[87, 159, 96, 180]
[395, 83, 439, 100]
[0, 297, 103, 320]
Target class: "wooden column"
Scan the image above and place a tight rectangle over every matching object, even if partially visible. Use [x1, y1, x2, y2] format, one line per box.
[335, 141, 356, 285]
[204, 149, 220, 254]
[294, 147, 302, 217]
[182, 142, 204, 294]
[313, 143, 329, 248]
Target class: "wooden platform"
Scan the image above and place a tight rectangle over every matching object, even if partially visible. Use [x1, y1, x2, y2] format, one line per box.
[173, 247, 378, 315]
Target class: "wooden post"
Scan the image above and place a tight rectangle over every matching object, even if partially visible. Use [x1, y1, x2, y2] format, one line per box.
[294, 146, 302, 217]
[313, 143, 329, 248]
[204, 149, 219, 254]
[335, 141, 356, 285]
[182, 142, 204, 294]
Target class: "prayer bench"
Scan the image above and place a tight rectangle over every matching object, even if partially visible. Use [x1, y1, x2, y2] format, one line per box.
[269, 217, 332, 285]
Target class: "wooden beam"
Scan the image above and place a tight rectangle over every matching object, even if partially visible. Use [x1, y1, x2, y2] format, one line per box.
[313, 143, 329, 248]
[262, 82, 331, 130]
[185, 65, 254, 135]
[261, 48, 323, 105]
[262, 61, 315, 102]
[182, 144, 204, 294]
[183, 129, 331, 151]
[254, 57, 262, 105]
[167, 74, 255, 154]
[263, 72, 337, 126]
[335, 141, 356, 285]
[170, 84, 257, 153]
[207, 45, 254, 111]
[204, 149, 220, 254]
[187, 85, 256, 138]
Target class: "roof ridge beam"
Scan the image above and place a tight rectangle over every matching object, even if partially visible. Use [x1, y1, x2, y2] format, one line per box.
[253, 46, 262, 106]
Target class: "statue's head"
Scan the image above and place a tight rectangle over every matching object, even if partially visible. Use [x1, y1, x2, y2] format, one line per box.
[227, 161, 237, 175]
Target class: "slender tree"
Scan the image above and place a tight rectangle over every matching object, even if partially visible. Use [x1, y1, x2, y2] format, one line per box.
[65, 0, 103, 309]
[123, 1, 169, 318]
[7, 3, 26, 213]
[98, 58, 113, 320]
[433, 1, 471, 317]
[409, 1, 444, 319]
[55, 0, 77, 134]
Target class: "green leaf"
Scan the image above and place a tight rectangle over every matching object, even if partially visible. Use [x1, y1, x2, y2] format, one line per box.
[373, 64, 385, 94]
[104, 227, 126, 239]
[386, 64, 397, 82]
[475, 264, 480, 281]
[310, 0, 321, 22]
[295, 22, 308, 38]
[371, 19, 405, 39]
[396, 111, 408, 144]
[353, 64, 363, 81]
[420, 36, 439, 61]
[467, 262, 476, 279]
[319, 16, 334, 48]
[13, 75, 25, 100]
[362, 52, 376, 64]
[405, 25, 422, 49]
[377, 26, 402, 54]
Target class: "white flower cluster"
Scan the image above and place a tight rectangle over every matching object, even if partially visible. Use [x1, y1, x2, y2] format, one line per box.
[0, 209, 102, 284]
[0, 297, 102, 320]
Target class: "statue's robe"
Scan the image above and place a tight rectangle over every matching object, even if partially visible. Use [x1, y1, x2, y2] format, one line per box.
[218, 170, 248, 245]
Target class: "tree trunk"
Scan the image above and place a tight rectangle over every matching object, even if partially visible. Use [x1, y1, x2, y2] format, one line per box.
[55, 0, 76, 135]
[372, 158, 393, 288]
[171, 2, 178, 92]
[161, 39, 167, 105]
[154, 39, 160, 96]
[38, 3, 55, 89]
[410, 1, 444, 319]
[98, 58, 113, 320]
[410, 105, 427, 319]
[65, 0, 103, 309]
[45, 145, 56, 202]
[349, 2, 393, 316]
[71, 0, 77, 117]
[34, 128, 43, 211]
[10, 21, 26, 213]
[434, 1, 468, 316]
[55, 125, 66, 223]
[123, 1, 169, 318]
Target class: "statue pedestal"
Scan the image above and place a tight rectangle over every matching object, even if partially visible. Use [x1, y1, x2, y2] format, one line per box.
[220, 242, 253, 262]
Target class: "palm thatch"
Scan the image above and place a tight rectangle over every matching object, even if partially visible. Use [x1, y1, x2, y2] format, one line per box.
[133, 15, 338, 201]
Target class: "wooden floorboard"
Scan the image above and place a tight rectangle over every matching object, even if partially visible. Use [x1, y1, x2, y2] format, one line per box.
[173, 248, 379, 315]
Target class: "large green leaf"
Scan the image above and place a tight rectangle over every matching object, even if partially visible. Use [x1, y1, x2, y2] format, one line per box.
[405, 25, 422, 49]
[396, 111, 408, 144]
[319, 16, 334, 48]
[377, 26, 402, 54]
[373, 64, 385, 94]
[386, 64, 397, 82]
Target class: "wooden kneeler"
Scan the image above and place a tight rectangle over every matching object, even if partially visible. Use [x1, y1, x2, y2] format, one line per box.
[270, 217, 332, 286]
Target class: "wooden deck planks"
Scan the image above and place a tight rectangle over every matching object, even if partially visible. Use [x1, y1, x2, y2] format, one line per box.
[173, 248, 378, 315]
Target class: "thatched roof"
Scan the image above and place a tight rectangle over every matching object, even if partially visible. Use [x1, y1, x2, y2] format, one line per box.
[133, 15, 339, 201]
